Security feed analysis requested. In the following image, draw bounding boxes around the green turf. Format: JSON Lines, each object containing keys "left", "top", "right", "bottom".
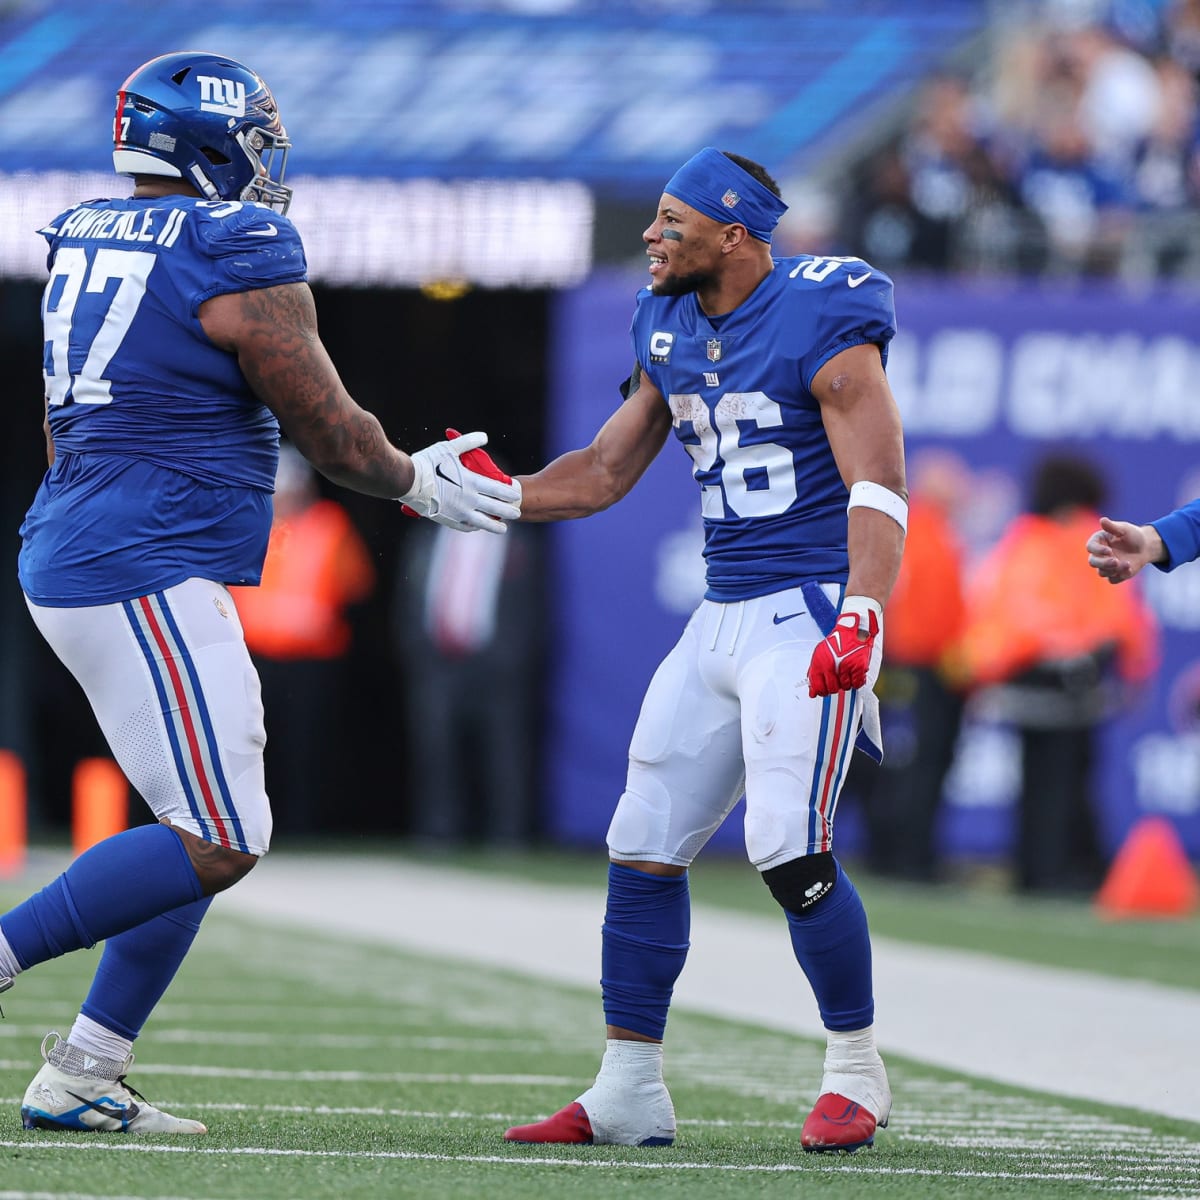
{"left": 0, "top": 870, "right": 1197, "bottom": 1199}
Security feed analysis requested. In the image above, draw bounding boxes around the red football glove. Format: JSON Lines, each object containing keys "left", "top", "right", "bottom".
{"left": 402, "top": 428, "right": 513, "bottom": 518}
{"left": 807, "top": 596, "right": 882, "bottom": 697}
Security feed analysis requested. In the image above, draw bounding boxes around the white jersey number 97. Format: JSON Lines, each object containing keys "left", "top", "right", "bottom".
{"left": 43, "top": 247, "right": 156, "bottom": 407}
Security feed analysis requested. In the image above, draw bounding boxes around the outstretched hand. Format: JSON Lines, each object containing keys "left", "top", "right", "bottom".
{"left": 1086, "top": 516, "right": 1158, "bottom": 585}
{"left": 400, "top": 430, "right": 522, "bottom": 533}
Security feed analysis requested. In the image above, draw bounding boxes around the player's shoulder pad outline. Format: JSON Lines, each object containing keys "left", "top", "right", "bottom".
{"left": 777, "top": 253, "right": 893, "bottom": 296}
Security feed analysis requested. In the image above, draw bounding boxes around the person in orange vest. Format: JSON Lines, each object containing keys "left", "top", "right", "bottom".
{"left": 961, "top": 454, "right": 1159, "bottom": 894}
{"left": 232, "top": 445, "right": 376, "bottom": 835}
{"left": 857, "top": 448, "right": 972, "bottom": 882}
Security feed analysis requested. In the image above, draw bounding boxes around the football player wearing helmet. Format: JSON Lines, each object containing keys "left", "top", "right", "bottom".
{"left": 502, "top": 149, "right": 906, "bottom": 1154}
{"left": 1, "top": 51, "right": 519, "bottom": 1135}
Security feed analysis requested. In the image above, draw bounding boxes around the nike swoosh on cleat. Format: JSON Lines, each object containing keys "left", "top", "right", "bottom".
{"left": 846, "top": 272, "right": 871, "bottom": 288}
{"left": 244, "top": 224, "right": 278, "bottom": 237}
{"left": 434, "top": 463, "right": 461, "bottom": 488}
{"left": 772, "top": 611, "right": 805, "bottom": 625}
{"left": 66, "top": 1090, "right": 138, "bottom": 1123}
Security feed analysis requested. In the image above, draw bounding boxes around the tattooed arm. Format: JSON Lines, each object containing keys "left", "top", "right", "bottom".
{"left": 517, "top": 362, "right": 672, "bottom": 521}
{"left": 199, "top": 282, "right": 415, "bottom": 499}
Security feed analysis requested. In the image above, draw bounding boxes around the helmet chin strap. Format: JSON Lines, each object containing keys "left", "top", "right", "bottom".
{"left": 186, "top": 163, "right": 221, "bottom": 201}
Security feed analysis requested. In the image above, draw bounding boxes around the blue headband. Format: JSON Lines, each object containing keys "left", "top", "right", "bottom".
{"left": 663, "top": 147, "right": 788, "bottom": 243}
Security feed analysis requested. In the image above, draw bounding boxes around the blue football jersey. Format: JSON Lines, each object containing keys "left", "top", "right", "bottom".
{"left": 19, "top": 196, "right": 308, "bottom": 606}
{"left": 631, "top": 255, "right": 897, "bottom": 602}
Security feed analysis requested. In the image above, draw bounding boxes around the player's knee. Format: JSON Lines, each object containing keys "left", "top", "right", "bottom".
{"left": 195, "top": 844, "right": 259, "bottom": 894}
{"left": 170, "top": 825, "right": 259, "bottom": 894}
{"left": 761, "top": 852, "right": 838, "bottom": 914}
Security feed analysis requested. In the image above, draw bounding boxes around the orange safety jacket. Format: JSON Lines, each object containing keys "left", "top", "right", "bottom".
{"left": 960, "top": 509, "right": 1159, "bottom": 689}
{"left": 233, "top": 500, "right": 375, "bottom": 661}
{"left": 885, "top": 496, "right": 967, "bottom": 669}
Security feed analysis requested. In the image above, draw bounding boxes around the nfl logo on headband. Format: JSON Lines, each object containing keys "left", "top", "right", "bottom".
{"left": 721, "top": 189, "right": 740, "bottom": 209}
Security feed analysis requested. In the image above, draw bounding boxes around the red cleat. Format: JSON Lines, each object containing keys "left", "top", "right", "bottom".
{"left": 505, "top": 1102, "right": 594, "bottom": 1144}
{"left": 800, "top": 1092, "right": 880, "bottom": 1153}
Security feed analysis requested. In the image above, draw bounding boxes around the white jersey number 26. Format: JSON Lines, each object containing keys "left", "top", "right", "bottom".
{"left": 672, "top": 391, "right": 797, "bottom": 519}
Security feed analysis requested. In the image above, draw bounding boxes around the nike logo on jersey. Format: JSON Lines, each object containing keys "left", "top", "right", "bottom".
{"left": 66, "top": 1090, "right": 138, "bottom": 1123}
{"left": 846, "top": 272, "right": 871, "bottom": 288}
{"left": 434, "top": 463, "right": 461, "bottom": 488}
{"left": 772, "top": 611, "right": 806, "bottom": 625}
{"left": 244, "top": 224, "right": 278, "bottom": 237}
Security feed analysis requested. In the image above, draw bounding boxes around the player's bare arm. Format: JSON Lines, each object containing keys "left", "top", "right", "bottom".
{"left": 42, "top": 397, "right": 55, "bottom": 467}
{"left": 813, "top": 341, "right": 907, "bottom": 607}
{"left": 200, "top": 282, "right": 416, "bottom": 499}
{"left": 517, "top": 362, "right": 673, "bottom": 521}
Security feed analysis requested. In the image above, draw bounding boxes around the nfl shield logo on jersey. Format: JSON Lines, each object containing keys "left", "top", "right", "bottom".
{"left": 707, "top": 339, "right": 722, "bottom": 363}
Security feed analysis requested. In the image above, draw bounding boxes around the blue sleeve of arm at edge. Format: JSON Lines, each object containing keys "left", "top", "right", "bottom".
{"left": 1151, "top": 500, "right": 1200, "bottom": 571}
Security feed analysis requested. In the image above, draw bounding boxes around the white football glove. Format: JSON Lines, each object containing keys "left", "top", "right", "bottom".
{"left": 399, "top": 431, "right": 522, "bottom": 534}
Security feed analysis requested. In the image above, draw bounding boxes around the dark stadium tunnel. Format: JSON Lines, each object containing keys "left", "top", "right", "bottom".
{"left": 0, "top": 280, "right": 551, "bottom": 839}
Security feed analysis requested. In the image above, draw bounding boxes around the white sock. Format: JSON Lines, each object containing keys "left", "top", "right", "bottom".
{"left": 66, "top": 1013, "right": 134, "bottom": 1065}
{"left": 820, "top": 1025, "right": 891, "bottom": 1124}
{"left": 0, "top": 930, "right": 22, "bottom": 982}
{"left": 577, "top": 1039, "right": 675, "bottom": 1145}
{"left": 595, "top": 1038, "right": 664, "bottom": 1084}
{"left": 825, "top": 1025, "right": 878, "bottom": 1065}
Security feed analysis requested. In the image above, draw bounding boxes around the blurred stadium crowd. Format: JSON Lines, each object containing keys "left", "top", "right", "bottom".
{"left": 827, "top": 0, "right": 1200, "bottom": 281}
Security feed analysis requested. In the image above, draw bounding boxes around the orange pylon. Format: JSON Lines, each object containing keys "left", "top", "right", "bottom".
{"left": 1096, "top": 816, "right": 1200, "bottom": 919}
{"left": 72, "top": 758, "right": 128, "bottom": 856}
{"left": 0, "top": 751, "right": 27, "bottom": 878}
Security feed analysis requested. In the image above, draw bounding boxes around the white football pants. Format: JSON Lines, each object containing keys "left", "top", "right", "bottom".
{"left": 607, "top": 583, "right": 863, "bottom": 871}
{"left": 26, "top": 577, "right": 272, "bottom": 855}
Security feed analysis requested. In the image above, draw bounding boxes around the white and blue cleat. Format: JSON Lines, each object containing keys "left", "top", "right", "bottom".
{"left": 20, "top": 1032, "right": 206, "bottom": 1134}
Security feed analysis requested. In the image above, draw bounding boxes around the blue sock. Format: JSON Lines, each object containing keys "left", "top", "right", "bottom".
{"left": 0, "top": 825, "right": 204, "bottom": 970}
{"left": 601, "top": 864, "right": 690, "bottom": 1040}
{"left": 783, "top": 861, "right": 874, "bottom": 1031}
{"left": 80, "top": 896, "right": 213, "bottom": 1040}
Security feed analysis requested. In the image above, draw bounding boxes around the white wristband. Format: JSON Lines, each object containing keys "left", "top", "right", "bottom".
{"left": 847, "top": 480, "right": 908, "bottom": 532}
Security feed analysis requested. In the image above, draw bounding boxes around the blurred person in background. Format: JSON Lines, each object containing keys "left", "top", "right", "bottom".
{"left": 841, "top": 75, "right": 1026, "bottom": 275}
{"left": 857, "top": 449, "right": 973, "bottom": 884}
{"left": 1016, "top": 107, "right": 1136, "bottom": 276}
{"left": 2, "top": 50, "right": 518, "bottom": 1135}
{"left": 502, "top": 148, "right": 906, "bottom": 1154}
{"left": 1123, "top": 55, "right": 1200, "bottom": 280}
{"left": 231, "top": 444, "right": 376, "bottom": 838}
{"left": 961, "top": 454, "right": 1159, "bottom": 894}
{"left": 393, "top": 507, "right": 545, "bottom": 849}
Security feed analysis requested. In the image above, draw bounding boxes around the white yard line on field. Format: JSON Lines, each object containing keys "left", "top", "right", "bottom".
{"left": 221, "top": 855, "right": 1200, "bottom": 1125}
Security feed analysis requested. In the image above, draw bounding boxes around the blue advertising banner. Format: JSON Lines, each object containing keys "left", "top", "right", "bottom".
{"left": 547, "top": 268, "right": 1200, "bottom": 861}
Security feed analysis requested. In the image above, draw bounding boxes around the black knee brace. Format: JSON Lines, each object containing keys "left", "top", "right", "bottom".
{"left": 762, "top": 852, "right": 838, "bottom": 914}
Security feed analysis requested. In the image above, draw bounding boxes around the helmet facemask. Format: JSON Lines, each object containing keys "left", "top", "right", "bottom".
{"left": 233, "top": 124, "right": 292, "bottom": 213}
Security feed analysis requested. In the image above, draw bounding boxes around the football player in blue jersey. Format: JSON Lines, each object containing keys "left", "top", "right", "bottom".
{"left": 1, "top": 51, "right": 519, "bottom": 1134}
{"left": 503, "top": 148, "right": 907, "bottom": 1153}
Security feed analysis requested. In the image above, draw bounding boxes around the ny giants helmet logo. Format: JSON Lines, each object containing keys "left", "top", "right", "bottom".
{"left": 197, "top": 76, "right": 247, "bottom": 117}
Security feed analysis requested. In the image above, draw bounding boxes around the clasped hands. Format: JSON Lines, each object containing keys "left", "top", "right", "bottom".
{"left": 401, "top": 429, "right": 522, "bottom": 534}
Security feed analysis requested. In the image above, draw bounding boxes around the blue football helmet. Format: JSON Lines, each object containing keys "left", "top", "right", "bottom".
{"left": 113, "top": 51, "right": 292, "bottom": 213}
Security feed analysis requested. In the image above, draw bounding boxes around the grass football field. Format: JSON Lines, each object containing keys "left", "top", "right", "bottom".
{"left": 0, "top": 848, "right": 1197, "bottom": 1199}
